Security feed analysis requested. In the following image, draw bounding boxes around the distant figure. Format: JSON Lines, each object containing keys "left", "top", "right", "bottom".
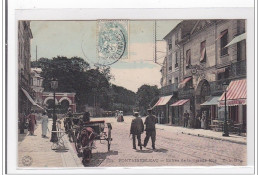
{"left": 143, "top": 108, "right": 157, "bottom": 150}
{"left": 41, "top": 111, "right": 49, "bottom": 138}
{"left": 202, "top": 111, "right": 207, "bottom": 129}
{"left": 201, "top": 115, "right": 205, "bottom": 129}
{"left": 19, "top": 112, "right": 26, "bottom": 134}
{"left": 130, "top": 112, "right": 144, "bottom": 150}
{"left": 161, "top": 111, "right": 164, "bottom": 124}
{"left": 27, "top": 110, "right": 37, "bottom": 135}
{"left": 183, "top": 110, "right": 189, "bottom": 127}
{"left": 83, "top": 111, "right": 90, "bottom": 122}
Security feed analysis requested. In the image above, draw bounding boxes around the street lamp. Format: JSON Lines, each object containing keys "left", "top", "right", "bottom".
{"left": 222, "top": 81, "right": 229, "bottom": 137}
{"left": 50, "top": 79, "right": 58, "bottom": 142}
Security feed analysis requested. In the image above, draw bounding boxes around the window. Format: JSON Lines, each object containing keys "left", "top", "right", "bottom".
{"left": 200, "top": 41, "right": 206, "bottom": 63}
{"left": 220, "top": 30, "right": 228, "bottom": 56}
{"left": 175, "top": 77, "right": 178, "bottom": 84}
{"left": 169, "top": 79, "right": 172, "bottom": 84}
{"left": 175, "top": 52, "right": 178, "bottom": 68}
{"left": 168, "top": 39, "right": 172, "bottom": 50}
{"left": 186, "top": 49, "right": 191, "bottom": 67}
{"left": 169, "top": 66, "right": 172, "bottom": 72}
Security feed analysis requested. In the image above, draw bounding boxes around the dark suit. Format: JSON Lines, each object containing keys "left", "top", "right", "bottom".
{"left": 130, "top": 117, "right": 144, "bottom": 149}
{"left": 143, "top": 114, "right": 157, "bottom": 149}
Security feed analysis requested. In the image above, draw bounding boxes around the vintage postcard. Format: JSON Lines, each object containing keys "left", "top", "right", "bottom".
{"left": 17, "top": 19, "right": 248, "bottom": 168}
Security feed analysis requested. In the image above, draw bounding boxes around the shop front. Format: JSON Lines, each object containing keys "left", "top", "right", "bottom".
{"left": 200, "top": 96, "right": 220, "bottom": 129}
{"left": 152, "top": 95, "right": 173, "bottom": 124}
{"left": 218, "top": 79, "right": 247, "bottom": 133}
{"left": 170, "top": 99, "right": 190, "bottom": 126}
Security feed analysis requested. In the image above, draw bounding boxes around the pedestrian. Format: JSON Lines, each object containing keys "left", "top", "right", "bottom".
{"left": 41, "top": 111, "right": 49, "bottom": 138}
{"left": 143, "top": 108, "right": 157, "bottom": 150}
{"left": 83, "top": 111, "right": 90, "bottom": 122}
{"left": 19, "top": 112, "right": 26, "bottom": 134}
{"left": 27, "top": 110, "right": 37, "bottom": 135}
{"left": 161, "top": 111, "right": 164, "bottom": 124}
{"left": 130, "top": 112, "right": 144, "bottom": 150}
{"left": 183, "top": 110, "right": 189, "bottom": 127}
{"left": 201, "top": 115, "right": 205, "bottom": 129}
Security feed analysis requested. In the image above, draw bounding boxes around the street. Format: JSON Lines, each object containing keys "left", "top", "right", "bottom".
{"left": 18, "top": 115, "right": 246, "bottom": 167}
{"left": 82, "top": 116, "right": 246, "bottom": 167}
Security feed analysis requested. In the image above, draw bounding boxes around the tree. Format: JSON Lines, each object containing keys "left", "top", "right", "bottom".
{"left": 32, "top": 56, "right": 111, "bottom": 111}
{"left": 136, "top": 85, "right": 160, "bottom": 115}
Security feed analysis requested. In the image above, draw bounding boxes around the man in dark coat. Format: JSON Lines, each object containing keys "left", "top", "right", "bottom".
{"left": 183, "top": 110, "right": 189, "bottom": 127}
{"left": 130, "top": 112, "right": 144, "bottom": 150}
{"left": 83, "top": 111, "right": 90, "bottom": 122}
{"left": 143, "top": 108, "right": 157, "bottom": 149}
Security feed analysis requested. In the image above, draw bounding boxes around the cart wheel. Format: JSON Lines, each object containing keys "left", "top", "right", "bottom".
{"left": 75, "top": 132, "right": 82, "bottom": 155}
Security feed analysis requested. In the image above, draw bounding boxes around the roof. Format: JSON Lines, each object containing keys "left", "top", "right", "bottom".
{"left": 163, "top": 20, "right": 201, "bottom": 40}
{"left": 201, "top": 96, "right": 220, "bottom": 106}
{"left": 171, "top": 99, "right": 190, "bottom": 106}
{"left": 153, "top": 95, "right": 173, "bottom": 108}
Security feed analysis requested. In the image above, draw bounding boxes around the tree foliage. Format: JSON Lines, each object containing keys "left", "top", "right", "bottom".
{"left": 136, "top": 84, "right": 160, "bottom": 115}
{"left": 31, "top": 56, "right": 136, "bottom": 113}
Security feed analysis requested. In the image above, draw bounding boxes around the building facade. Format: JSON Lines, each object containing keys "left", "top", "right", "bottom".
{"left": 31, "top": 68, "right": 44, "bottom": 105}
{"left": 158, "top": 20, "right": 246, "bottom": 132}
{"left": 18, "top": 21, "right": 34, "bottom": 116}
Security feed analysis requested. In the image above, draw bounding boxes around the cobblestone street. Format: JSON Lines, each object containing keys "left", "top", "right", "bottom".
{"left": 87, "top": 116, "right": 247, "bottom": 167}
{"left": 18, "top": 116, "right": 247, "bottom": 167}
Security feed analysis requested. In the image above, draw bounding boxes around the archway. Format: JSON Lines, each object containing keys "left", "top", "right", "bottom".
{"left": 195, "top": 79, "right": 211, "bottom": 104}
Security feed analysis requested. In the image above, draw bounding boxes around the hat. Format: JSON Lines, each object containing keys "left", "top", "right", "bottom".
{"left": 134, "top": 112, "right": 139, "bottom": 116}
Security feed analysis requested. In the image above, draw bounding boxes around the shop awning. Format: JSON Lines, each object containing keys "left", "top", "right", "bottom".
{"left": 171, "top": 99, "right": 189, "bottom": 107}
{"left": 219, "top": 79, "right": 247, "bottom": 106}
{"left": 21, "top": 87, "right": 44, "bottom": 110}
{"left": 224, "top": 33, "right": 246, "bottom": 48}
{"left": 178, "top": 77, "right": 192, "bottom": 88}
{"left": 201, "top": 96, "right": 220, "bottom": 106}
{"left": 153, "top": 95, "right": 173, "bottom": 108}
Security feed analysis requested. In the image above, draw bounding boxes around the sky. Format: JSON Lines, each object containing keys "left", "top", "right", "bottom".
{"left": 30, "top": 20, "right": 181, "bottom": 92}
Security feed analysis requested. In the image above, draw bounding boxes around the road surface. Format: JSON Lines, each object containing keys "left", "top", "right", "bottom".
{"left": 74, "top": 116, "right": 246, "bottom": 167}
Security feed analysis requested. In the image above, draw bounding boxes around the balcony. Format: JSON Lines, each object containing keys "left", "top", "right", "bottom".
{"left": 178, "top": 87, "right": 194, "bottom": 99}
{"left": 160, "top": 83, "right": 178, "bottom": 95}
{"left": 230, "top": 60, "right": 246, "bottom": 78}
{"left": 210, "top": 79, "right": 233, "bottom": 96}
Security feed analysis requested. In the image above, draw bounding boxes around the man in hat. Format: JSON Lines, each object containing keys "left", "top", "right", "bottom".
{"left": 130, "top": 112, "right": 144, "bottom": 150}
{"left": 143, "top": 108, "right": 157, "bottom": 149}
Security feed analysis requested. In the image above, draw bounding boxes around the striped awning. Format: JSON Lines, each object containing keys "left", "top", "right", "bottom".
{"left": 178, "top": 77, "right": 192, "bottom": 88}
{"left": 153, "top": 95, "right": 173, "bottom": 108}
{"left": 219, "top": 79, "right": 247, "bottom": 106}
{"left": 171, "top": 99, "right": 190, "bottom": 107}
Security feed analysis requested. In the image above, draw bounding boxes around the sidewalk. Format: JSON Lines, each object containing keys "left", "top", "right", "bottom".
{"left": 18, "top": 119, "right": 83, "bottom": 167}
{"left": 156, "top": 123, "right": 247, "bottom": 145}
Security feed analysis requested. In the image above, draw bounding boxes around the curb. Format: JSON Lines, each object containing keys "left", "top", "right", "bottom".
{"left": 181, "top": 132, "right": 247, "bottom": 145}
